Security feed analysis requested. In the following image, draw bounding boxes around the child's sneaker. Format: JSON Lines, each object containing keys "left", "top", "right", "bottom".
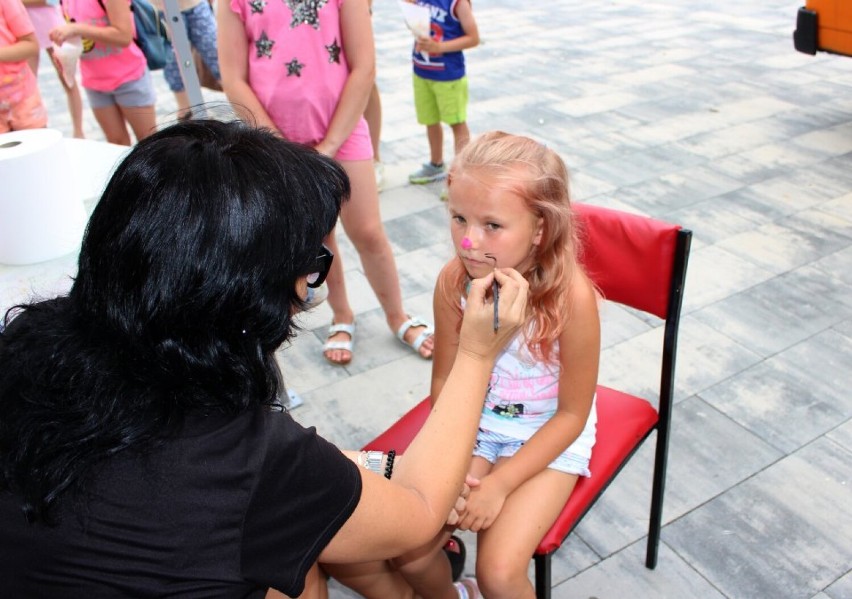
{"left": 409, "top": 161, "right": 447, "bottom": 184}
{"left": 374, "top": 160, "right": 385, "bottom": 191}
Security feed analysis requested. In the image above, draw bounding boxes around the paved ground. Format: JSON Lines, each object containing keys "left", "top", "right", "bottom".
{"left": 3, "top": 0, "right": 851, "bottom": 597}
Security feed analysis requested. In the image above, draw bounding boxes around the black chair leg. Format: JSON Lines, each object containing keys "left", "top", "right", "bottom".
{"left": 534, "top": 553, "right": 551, "bottom": 599}
{"left": 646, "top": 426, "right": 670, "bottom": 569}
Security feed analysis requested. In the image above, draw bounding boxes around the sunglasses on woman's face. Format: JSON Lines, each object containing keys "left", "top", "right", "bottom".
{"left": 306, "top": 244, "right": 334, "bottom": 288}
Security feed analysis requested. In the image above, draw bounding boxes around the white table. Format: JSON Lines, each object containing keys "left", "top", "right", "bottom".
{"left": 0, "top": 138, "right": 129, "bottom": 313}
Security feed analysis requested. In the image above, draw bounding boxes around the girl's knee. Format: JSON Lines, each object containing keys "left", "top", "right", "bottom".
{"left": 475, "top": 554, "right": 529, "bottom": 597}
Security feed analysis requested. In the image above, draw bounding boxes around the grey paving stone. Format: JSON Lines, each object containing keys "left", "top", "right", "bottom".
{"left": 553, "top": 541, "right": 726, "bottom": 599}
{"left": 826, "top": 419, "right": 852, "bottom": 454}
{"left": 824, "top": 569, "right": 852, "bottom": 599}
{"left": 699, "top": 350, "right": 850, "bottom": 454}
{"left": 663, "top": 437, "right": 852, "bottom": 599}
{"left": 692, "top": 270, "right": 848, "bottom": 359}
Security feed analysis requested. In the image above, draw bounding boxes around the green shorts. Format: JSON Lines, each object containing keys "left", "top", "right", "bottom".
{"left": 413, "top": 74, "right": 468, "bottom": 126}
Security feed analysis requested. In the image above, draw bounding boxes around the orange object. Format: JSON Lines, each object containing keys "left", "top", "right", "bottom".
{"left": 795, "top": 1, "right": 852, "bottom": 57}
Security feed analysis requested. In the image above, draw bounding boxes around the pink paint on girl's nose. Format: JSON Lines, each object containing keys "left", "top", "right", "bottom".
{"left": 461, "top": 237, "right": 472, "bottom": 250}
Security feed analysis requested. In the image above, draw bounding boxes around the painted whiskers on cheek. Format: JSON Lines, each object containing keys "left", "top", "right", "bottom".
{"left": 484, "top": 253, "right": 498, "bottom": 332}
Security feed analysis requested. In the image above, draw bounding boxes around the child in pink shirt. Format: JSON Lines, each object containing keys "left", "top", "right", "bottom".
{"left": 218, "top": 0, "right": 436, "bottom": 366}
{"left": 0, "top": 0, "right": 47, "bottom": 132}
{"left": 50, "top": 0, "right": 155, "bottom": 144}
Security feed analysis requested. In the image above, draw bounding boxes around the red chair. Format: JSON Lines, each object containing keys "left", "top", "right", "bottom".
{"left": 362, "top": 203, "right": 692, "bottom": 599}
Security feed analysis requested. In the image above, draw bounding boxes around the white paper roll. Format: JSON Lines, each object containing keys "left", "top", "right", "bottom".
{"left": 0, "top": 129, "right": 88, "bottom": 265}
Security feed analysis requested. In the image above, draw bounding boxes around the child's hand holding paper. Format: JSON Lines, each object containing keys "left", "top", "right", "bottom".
{"left": 398, "top": 0, "right": 431, "bottom": 62}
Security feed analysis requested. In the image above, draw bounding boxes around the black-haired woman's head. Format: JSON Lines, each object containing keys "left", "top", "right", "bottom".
{"left": 71, "top": 119, "right": 349, "bottom": 407}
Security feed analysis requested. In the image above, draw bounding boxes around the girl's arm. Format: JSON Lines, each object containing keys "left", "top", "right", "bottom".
{"left": 461, "top": 270, "right": 600, "bottom": 530}
{"left": 216, "top": 0, "right": 281, "bottom": 133}
{"left": 318, "top": 269, "right": 529, "bottom": 563}
{"left": 0, "top": 32, "right": 39, "bottom": 63}
{"left": 429, "top": 261, "right": 464, "bottom": 406}
{"left": 415, "top": 0, "right": 479, "bottom": 55}
{"left": 314, "top": 0, "right": 374, "bottom": 157}
{"left": 49, "top": 0, "right": 134, "bottom": 47}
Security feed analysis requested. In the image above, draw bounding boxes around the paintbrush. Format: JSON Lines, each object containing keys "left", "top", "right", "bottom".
{"left": 484, "top": 253, "right": 499, "bottom": 331}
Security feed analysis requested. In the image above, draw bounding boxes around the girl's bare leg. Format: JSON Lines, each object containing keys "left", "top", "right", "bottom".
{"left": 475, "top": 464, "right": 579, "bottom": 599}
{"left": 365, "top": 83, "right": 382, "bottom": 162}
{"left": 93, "top": 105, "right": 132, "bottom": 146}
{"left": 336, "top": 159, "right": 434, "bottom": 357}
{"left": 323, "top": 227, "right": 356, "bottom": 364}
{"left": 119, "top": 104, "right": 157, "bottom": 142}
{"left": 46, "top": 48, "right": 85, "bottom": 138}
{"left": 392, "top": 457, "right": 492, "bottom": 599}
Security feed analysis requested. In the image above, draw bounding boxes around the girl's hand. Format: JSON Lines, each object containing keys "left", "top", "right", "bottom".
{"left": 446, "top": 473, "right": 480, "bottom": 526}
{"left": 49, "top": 24, "right": 79, "bottom": 46}
{"left": 457, "top": 268, "right": 528, "bottom": 363}
{"left": 456, "top": 475, "right": 508, "bottom": 532}
{"left": 314, "top": 140, "right": 336, "bottom": 158}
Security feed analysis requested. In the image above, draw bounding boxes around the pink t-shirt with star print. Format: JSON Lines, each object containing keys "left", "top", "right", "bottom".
{"left": 229, "top": 0, "right": 371, "bottom": 161}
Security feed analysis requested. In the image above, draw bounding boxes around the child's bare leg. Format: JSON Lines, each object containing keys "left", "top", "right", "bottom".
{"left": 427, "top": 123, "right": 444, "bottom": 165}
{"left": 324, "top": 559, "right": 416, "bottom": 599}
{"left": 365, "top": 83, "right": 382, "bottom": 162}
{"left": 475, "top": 465, "right": 579, "bottom": 599}
{"left": 174, "top": 90, "right": 191, "bottom": 117}
{"left": 92, "top": 105, "right": 132, "bottom": 146}
{"left": 393, "top": 457, "right": 493, "bottom": 599}
{"left": 450, "top": 122, "right": 470, "bottom": 155}
{"left": 322, "top": 227, "right": 355, "bottom": 364}
{"left": 337, "top": 159, "right": 434, "bottom": 357}
{"left": 391, "top": 529, "right": 456, "bottom": 599}
{"left": 46, "top": 48, "right": 85, "bottom": 138}
{"left": 119, "top": 104, "right": 157, "bottom": 143}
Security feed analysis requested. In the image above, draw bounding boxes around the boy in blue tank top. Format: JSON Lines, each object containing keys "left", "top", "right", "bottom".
{"left": 407, "top": 0, "right": 479, "bottom": 186}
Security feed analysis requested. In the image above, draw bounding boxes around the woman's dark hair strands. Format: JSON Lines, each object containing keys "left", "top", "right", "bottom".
{"left": 0, "top": 120, "right": 349, "bottom": 523}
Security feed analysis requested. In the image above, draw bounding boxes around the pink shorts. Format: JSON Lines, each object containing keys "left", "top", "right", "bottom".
{"left": 0, "top": 88, "right": 48, "bottom": 133}
{"left": 333, "top": 117, "right": 373, "bottom": 162}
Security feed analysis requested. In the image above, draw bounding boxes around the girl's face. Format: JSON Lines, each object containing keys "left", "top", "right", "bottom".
{"left": 447, "top": 168, "right": 543, "bottom": 279}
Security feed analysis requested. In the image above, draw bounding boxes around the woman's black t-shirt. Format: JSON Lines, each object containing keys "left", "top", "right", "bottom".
{"left": 0, "top": 407, "right": 362, "bottom": 598}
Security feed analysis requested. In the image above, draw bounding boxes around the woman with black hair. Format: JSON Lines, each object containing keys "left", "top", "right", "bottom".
{"left": 0, "top": 119, "right": 527, "bottom": 598}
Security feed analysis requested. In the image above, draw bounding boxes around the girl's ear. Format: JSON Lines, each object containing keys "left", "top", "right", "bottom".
{"left": 532, "top": 216, "right": 544, "bottom": 246}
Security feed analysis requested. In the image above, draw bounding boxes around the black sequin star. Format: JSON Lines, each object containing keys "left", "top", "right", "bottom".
{"left": 286, "top": 57, "right": 304, "bottom": 77}
{"left": 325, "top": 38, "right": 340, "bottom": 64}
{"left": 286, "top": 0, "right": 328, "bottom": 30}
{"left": 249, "top": 0, "right": 266, "bottom": 13}
{"left": 255, "top": 31, "right": 274, "bottom": 58}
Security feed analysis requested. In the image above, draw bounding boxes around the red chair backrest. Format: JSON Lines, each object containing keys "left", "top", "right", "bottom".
{"left": 574, "top": 203, "right": 681, "bottom": 319}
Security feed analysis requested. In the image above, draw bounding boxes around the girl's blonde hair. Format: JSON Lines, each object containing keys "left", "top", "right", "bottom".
{"left": 449, "top": 131, "right": 582, "bottom": 362}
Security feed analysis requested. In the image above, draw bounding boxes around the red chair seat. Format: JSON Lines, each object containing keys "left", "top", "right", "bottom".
{"left": 362, "top": 387, "right": 658, "bottom": 555}
{"left": 537, "top": 386, "right": 657, "bottom": 553}
{"left": 362, "top": 398, "right": 430, "bottom": 454}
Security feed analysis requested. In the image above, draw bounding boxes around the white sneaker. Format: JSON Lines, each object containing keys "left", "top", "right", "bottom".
{"left": 374, "top": 160, "right": 385, "bottom": 191}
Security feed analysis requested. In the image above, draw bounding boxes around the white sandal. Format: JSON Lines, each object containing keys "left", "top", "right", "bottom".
{"left": 395, "top": 315, "right": 434, "bottom": 359}
{"left": 454, "top": 577, "right": 480, "bottom": 599}
{"left": 323, "top": 321, "right": 354, "bottom": 365}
